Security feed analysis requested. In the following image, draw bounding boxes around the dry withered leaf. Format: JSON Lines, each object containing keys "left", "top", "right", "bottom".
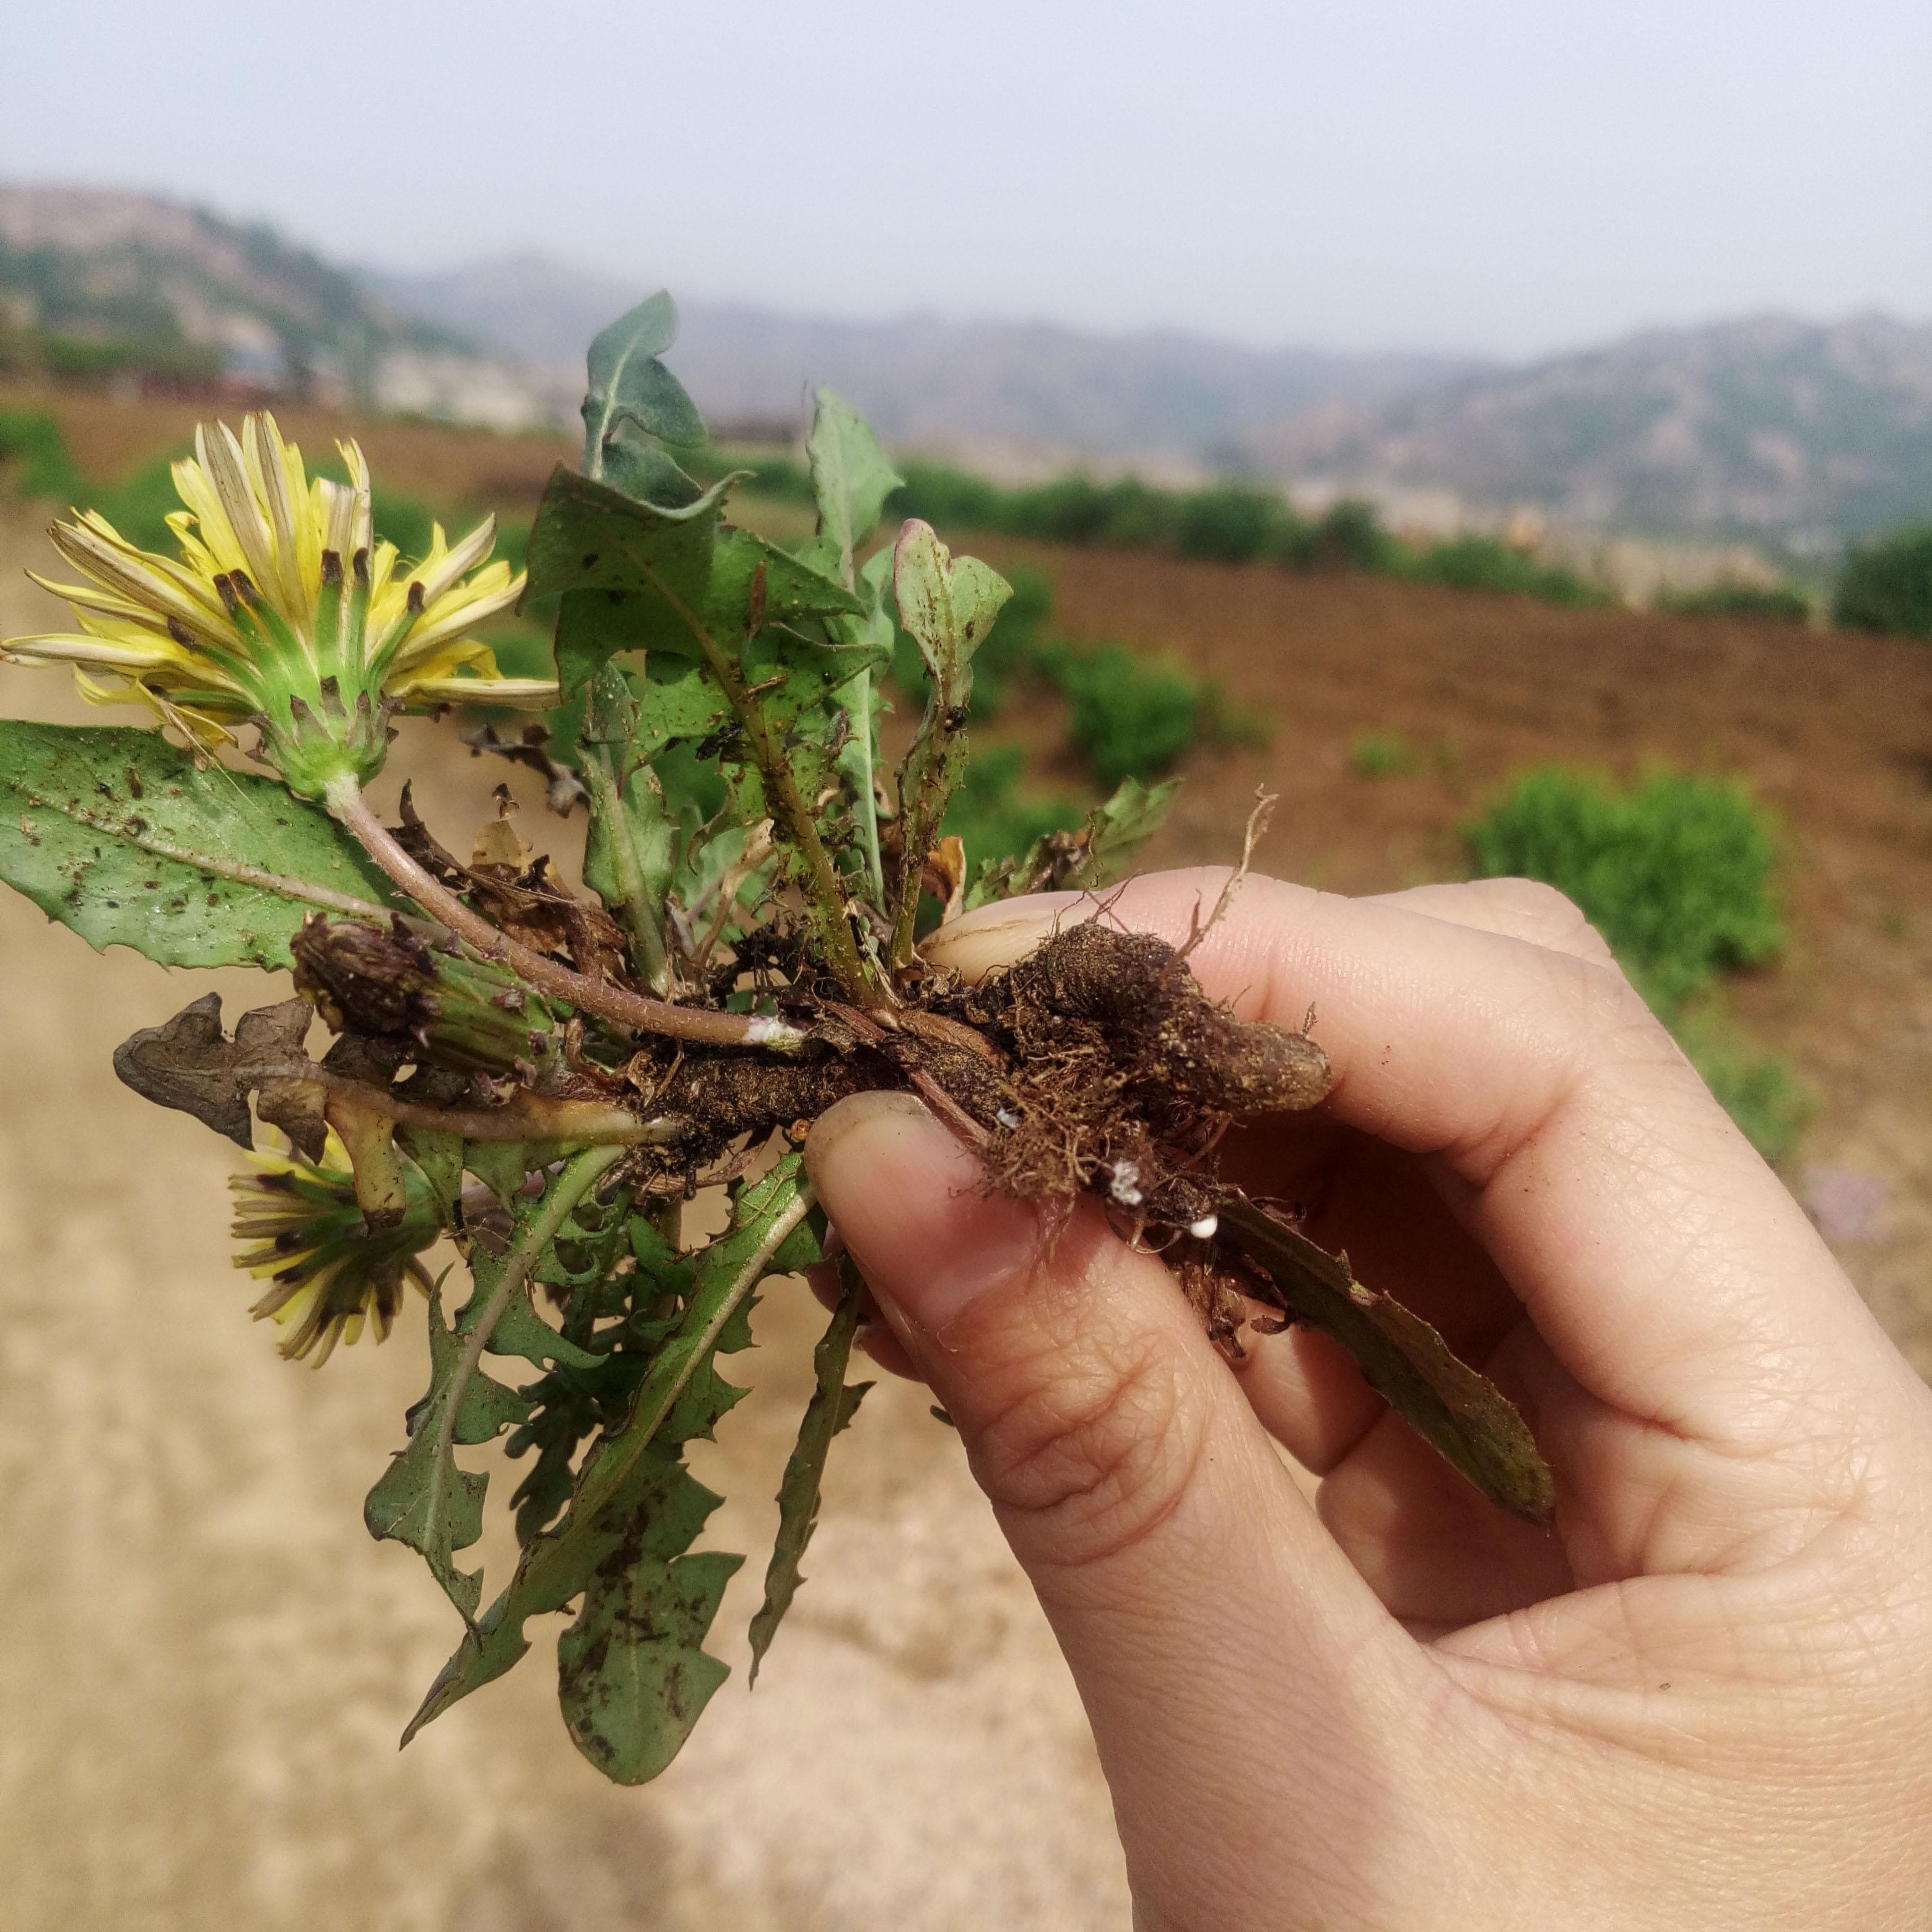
{"left": 113, "top": 994, "right": 313, "bottom": 1150}
{"left": 461, "top": 720, "right": 590, "bottom": 816}
{"left": 922, "top": 833, "right": 967, "bottom": 923}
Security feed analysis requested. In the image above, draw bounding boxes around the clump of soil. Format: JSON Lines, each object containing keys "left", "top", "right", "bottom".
{"left": 942, "top": 918, "right": 1330, "bottom": 1230}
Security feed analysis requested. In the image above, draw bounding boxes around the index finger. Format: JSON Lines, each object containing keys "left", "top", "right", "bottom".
{"left": 925, "top": 871, "right": 1890, "bottom": 1459}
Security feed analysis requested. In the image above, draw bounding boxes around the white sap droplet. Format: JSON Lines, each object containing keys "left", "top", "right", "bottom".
{"left": 996, "top": 1108, "right": 1021, "bottom": 1129}
{"left": 1188, "top": 1215, "right": 1219, "bottom": 1241}
{"left": 1108, "top": 1160, "right": 1144, "bottom": 1208}
{"left": 742, "top": 1013, "right": 803, "bottom": 1048}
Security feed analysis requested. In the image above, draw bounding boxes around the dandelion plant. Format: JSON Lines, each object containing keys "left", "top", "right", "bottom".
{"left": 0, "top": 294, "right": 1552, "bottom": 1782}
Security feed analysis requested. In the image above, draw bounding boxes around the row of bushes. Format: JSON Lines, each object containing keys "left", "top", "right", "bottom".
{"left": 890, "top": 462, "right": 1617, "bottom": 608}
{"left": 702, "top": 442, "right": 1932, "bottom": 637}
{"left": 689, "top": 443, "right": 1609, "bottom": 609}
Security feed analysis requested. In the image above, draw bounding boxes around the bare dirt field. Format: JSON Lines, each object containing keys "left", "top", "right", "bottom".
{"left": 3, "top": 424, "right": 1932, "bottom": 1930}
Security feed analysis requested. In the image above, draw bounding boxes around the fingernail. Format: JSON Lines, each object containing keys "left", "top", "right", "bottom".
{"left": 804, "top": 1090, "right": 1042, "bottom": 1333}
{"left": 920, "top": 898, "right": 1077, "bottom": 984}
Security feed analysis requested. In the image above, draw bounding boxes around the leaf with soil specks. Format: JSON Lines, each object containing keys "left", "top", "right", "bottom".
{"left": 0, "top": 721, "right": 399, "bottom": 969}
{"left": 889, "top": 522, "right": 1012, "bottom": 960}
{"left": 892, "top": 520, "right": 1010, "bottom": 698}
{"left": 113, "top": 993, "right": 313, "bottom": 1147}
{"left": 1218, "top": 1201, "right": 1554, "bottom": 1525}
{"left": 402, "top": 1157, "right": 819, "bottom": 1765}
{"left": 557, "top": 1491, "right": 744, "bottom": 1783}
{"left": 749, "top": 1257, "right": 872, "bottom": 1681}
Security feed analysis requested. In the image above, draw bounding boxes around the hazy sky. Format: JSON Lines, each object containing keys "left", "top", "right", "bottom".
{"left": 2, "top": 0, "right": 1927, "bottom": 358}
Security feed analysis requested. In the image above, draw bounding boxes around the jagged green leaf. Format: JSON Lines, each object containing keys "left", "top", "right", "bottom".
{"left": 0, "top": 721, "right": 399, "bottom": 969}
{"left": 367, "top": 1149, "right": 624, "bottom": 1619}
{"left": 508, "top": 1199, "right": 664, "bottom": 1547}
{"left": 461, "top": 1140, "right": 530, "bottom": 1208}
{"left": 396, "top": 1125, "right": 464, "bottom": 1219}
{"left": 1217, "top": 1201, "right": 1554, "bottom": 1525}
{"left": 402, "top": 1157, "right": 819, "bottom": 1760}
{"left": 748, "top": 1258, "right": 872, "bottom": 1680}
{"left": 364, "top": 1281, "right": 495, "bottom": 1619}
{"left": 485, "top": 1286, "right": 605, "bottom": 1372}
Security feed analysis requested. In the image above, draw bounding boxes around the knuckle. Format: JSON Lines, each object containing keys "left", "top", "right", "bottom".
{"left": 967, "top": 1322, "right": 1208, "bottom": 1570}
{"left": 1479, "top": 876, "right": 1614, "bottom": 960}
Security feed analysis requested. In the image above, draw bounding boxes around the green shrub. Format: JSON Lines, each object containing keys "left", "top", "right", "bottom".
{"left": 1198, "top": 677, "right": 1272, "bottom": 752}
{"left": 1171, "top": 486, "right": 1299, "bottom": 564}
{"left": 1659, "top": 581, "right": 1811, "bottom": 624}
{"left": 1349, "top": 730, "right": 1415, "bottom": 779}
{"left": 0, "top": 411, "right": 82, "bottom": 502}
{"left": 1463, "top": 767, "right": 1783, "bottom": 1012}
{"left": 1834, "top": 524, "right": 1932, "bottom": 638}
{"left": 1308, "top": 498, "right": 1400, "bottom": 572}
{"left": 890, "top": 460, "right": 1008, "bottom": 532}
{"left": 1050, "top": 641, "right": 1201, "bottom": 788}
{"left": 940, "top": 744, "right": 1081, "bottom": 873}
{"left": 1413, "top": 536, "right": 1608, "bottom": 608}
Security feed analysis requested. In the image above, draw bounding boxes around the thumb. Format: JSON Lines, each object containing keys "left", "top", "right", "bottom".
{"left": 805, "top": 1090, "right": 1420, "bottom": 1904}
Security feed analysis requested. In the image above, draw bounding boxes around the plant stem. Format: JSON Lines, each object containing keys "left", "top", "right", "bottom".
{"left": 846, "top": 666, "right": 887, "bottom": 907}
{"left": 324, "top": 777, "right": 808, "bottom": 1054}
{"left": 238, "top": 1060, "right": 683, "bottom": 1144}
{"left": 625, "top": 559, "right": 884, "bottom": 1006}
{"left": 577, "top": 745, "right": 672, "bottom": 993}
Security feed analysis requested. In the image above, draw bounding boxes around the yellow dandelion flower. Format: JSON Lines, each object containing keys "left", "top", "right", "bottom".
{"left": 230, "top": 1131, "right": 441, "bottom": 1366}
{"left": 2, "top": 413, "right": 559, "bottom": 798}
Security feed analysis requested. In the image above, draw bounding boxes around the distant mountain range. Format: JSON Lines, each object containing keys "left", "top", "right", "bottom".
{"left": 363, "top": 252, "right": 1474, "bottom": 462}
{"left": 1242, "top": 314, "right": 1932, "bottom": 550}
{"left": 4, "top": 185, "right": 1930, "bottom": 548}
{"left": 343, "top": 255, "right": 1932, "bottom": 550}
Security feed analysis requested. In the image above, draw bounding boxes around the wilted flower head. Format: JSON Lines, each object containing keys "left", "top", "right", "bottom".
{"left": 230, "top": 1131, "right": 442, "bottom": 1365}
{"left": 2, "top": 413, "right": 557, "bottom": 798}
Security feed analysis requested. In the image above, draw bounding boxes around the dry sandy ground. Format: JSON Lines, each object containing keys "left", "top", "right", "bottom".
{"left": 6, "top": 494, "right": 1932, "bottom": 1930}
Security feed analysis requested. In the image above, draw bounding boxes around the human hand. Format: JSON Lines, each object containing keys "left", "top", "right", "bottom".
{"left": 804, "top": 872, "right": 1932, "bottom": 1931}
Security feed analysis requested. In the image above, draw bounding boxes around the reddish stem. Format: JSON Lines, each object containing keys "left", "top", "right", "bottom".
{"left": 325, "top": 778, "right": 807, "bottom": 1055}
